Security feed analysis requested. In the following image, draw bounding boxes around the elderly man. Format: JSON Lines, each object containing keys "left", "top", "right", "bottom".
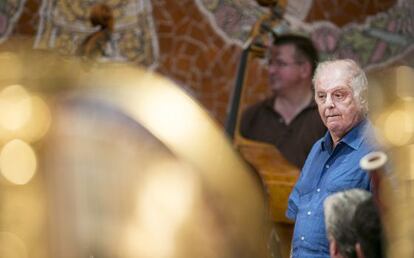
{"left": 286, "top": 59, "right": 377, "bottom": 258}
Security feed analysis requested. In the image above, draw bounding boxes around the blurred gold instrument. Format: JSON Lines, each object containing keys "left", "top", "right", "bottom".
{"left": 0, "top": 48, "right": 278, "bottom": 258}
{"left": 367, "top": 65, "right": 414, "bottom": 258}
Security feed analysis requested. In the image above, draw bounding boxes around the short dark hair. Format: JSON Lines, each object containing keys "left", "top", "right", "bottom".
{"left": 352, "top": 197, "right": 384, "bottom": 258}
{"left": 273, "top": 34, "right": 319, "bottom": 75}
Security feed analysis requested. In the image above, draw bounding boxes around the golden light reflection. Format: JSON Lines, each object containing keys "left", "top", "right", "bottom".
{"left": 125, "top": 161, "right": 196, "bottom": 257}
{"left": 118, "top": 74, "right": 232, "bottom": 185}
{"left": 0, "top": 89, "right": 51, "bottom": 144}
{"left": 396, "top": 66, "right": 414, "bottom": 99}
{"left": 382, "top": 109, "right": 414, "bottom": 146}
{"left": 0, "top": 85, "right": 32, "bottom": 131}
{"left": 408, "top": 145, "right": 414, "bottom": 181}
{"left": 0, "top": 52, "right": 23, "bottom": 82}
{"left": 0, "top": 232, "right": 28, "bottom": 258}
{"left": 0, "top": 139, "right": 37, "bottom": 185}
{"left": 18, "top": 96, "right": 51, "bottom": 143}
{"left": 133, "top": 77, "right": 204, "bottom": 149}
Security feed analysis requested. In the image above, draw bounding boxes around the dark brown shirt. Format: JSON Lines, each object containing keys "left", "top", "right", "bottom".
{"left": 240, "top": 96, "right": 326, "bottom": 169}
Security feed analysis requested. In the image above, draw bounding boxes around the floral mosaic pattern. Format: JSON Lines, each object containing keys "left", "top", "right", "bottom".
{"left": 196, "top": 0, "right": 266, "bottom": 44}
{"left": 35, "top": 0, "right": 159, "bottom": 67}
{"left": 0, "top": 0, "right": 27, "bottom": 43}
{"left": 196, "top": 0, "right": 314, "bottom": 45}
{"left": 309, "top": 0, "right": 414, "bottom": 70}
{"left": 196, "top": 0, "right": 413, "bottom": 70}
{"left": 0, "top": 0, "right": 412, "bottom": 124}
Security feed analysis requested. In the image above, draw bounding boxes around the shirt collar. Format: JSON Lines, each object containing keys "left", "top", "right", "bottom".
{"left": 321, "top": 118, "right": 369, "bottom": 151}
{"left": 264, "top": 96, "right": 276, "bottom": 110}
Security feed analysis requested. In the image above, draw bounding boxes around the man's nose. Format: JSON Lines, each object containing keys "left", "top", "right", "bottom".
{"left": 268, "top": 65, "right": 277, "bottom": 74}
{"left": 325, "top": 95, "right": 335, "bottom": 108}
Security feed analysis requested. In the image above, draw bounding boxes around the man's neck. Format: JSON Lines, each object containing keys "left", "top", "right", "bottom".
{"left": 331, "top": 134, "right": 341, "bottom": 148}
{"left": 330, "top": 116, "right": 364, "bottom": 148}
{"left": 273, "top": 86, "right": 313, "bottom": 125}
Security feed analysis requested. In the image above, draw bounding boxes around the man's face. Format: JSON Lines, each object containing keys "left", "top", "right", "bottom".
{"left": 315, "top": 65, "right": 363, "bottom": 140}
{"left": 267, "top": 44, "right": 305, "bottom": 93}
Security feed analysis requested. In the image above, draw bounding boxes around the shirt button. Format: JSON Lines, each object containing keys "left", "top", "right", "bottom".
{"left": 301, "top": 236, "right": 305, "bottom": 241}
{"left": 325, "top": 164, "right": 330, "bottom": 169}
{"left": 307, "top": 211, "right": 312, "bottom": 215}
{"left": 317, "top": 188, "right": 321, "bottom": 192}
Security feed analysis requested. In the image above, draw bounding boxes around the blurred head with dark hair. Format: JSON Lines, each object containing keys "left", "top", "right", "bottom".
{"left": 324, "top": 189, "right": 371, "bottom": 258}
{"left": 273, "top": 34, "right": 319, "bottom": 74}
{"left": 324, "top": 189, "right": 384, "bottom": 258}
{"left": 352, "top": 197, "right": 384, "bottom": 258}
{"left": 267, "top": 34, "right": 319, "bottom": 95}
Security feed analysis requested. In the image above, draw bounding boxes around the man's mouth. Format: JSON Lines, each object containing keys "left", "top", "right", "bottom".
{"left": 326, "top": 114, "right": 341, "bottom": 119}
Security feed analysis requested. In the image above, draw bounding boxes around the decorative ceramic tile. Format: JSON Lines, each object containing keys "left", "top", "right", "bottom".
{"left": 195, "top": 0, "right": 411, "bottom": 71}
{"left": 34, "top": 0, "right": 159, "bottom": 66}
{"left": 308, "top": 0, "right": 413, "bottom": 70}
{"left": 0, "top": 0, "right": 27, "bottom": 43}
{"left": 195, "top": 0, "right": 313, "bottom": 45}
{"left": 1, "top": 0, "right": 413, "bottom": 124}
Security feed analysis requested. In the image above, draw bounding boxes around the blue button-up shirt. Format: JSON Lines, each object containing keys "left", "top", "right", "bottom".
{"left": 286, "top": 119, "right": 376, "bottom": 258}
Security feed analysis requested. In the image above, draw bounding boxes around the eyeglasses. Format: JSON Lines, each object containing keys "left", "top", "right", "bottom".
{"left": 267, "top": 59, "right": 302, "bottom": 68}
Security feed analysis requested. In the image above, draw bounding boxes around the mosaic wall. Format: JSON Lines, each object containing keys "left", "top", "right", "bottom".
{"left": 0, "top": 0, "right": 27, "bottom": 43}
{"left": 2, "top": 0, "right": 414, "bottom": 125}
{"left": 196, "top": 0, "right": 413, "bottom": 70}
{"left": 34, "top": 0, "right": 158, "bottom": 66}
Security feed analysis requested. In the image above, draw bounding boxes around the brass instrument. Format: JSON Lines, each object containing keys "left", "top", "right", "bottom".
{"left": 0, "top": 49, "right": 277, "bottom": 258}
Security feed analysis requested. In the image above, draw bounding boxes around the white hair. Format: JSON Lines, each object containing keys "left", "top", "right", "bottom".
{"left": 313, "top": 59, "right": 368, "bottom": 114}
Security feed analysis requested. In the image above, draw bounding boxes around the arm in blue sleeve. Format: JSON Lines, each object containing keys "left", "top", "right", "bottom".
{"left": 286, "top": 183, "right": 299, "bottom": 221}
{"left": 286, "top": 138, "right": 321, "bottom": 221}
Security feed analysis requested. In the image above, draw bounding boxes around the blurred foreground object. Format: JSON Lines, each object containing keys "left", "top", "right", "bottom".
{"left": 0, "top": 50, "right": 275, "bottom": 258}
{"left": 368, "top": 66, "right": 414, "bottom": 258}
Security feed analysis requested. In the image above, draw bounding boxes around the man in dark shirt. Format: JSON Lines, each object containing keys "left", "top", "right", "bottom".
{"left": 240, "top": 34, "right": 326, "bottom": 168}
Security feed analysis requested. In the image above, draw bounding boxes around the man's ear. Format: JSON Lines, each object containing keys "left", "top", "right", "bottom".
{"left": 329, "top": 239, "right": 340, "bottom": 258}
{"left": 355, "top": 242, "right": 365, "bottom": 258}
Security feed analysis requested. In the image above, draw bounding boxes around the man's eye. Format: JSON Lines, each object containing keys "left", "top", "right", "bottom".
{"left": 317, "top": 94, "right": 326, "bottom": 101}
{"left": 333, "top": 91, "right": 347, "bottom": 100}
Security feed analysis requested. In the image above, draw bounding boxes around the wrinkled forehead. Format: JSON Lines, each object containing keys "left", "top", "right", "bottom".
{"left": 315, "top": 64, "right": 352, "bottom": 91}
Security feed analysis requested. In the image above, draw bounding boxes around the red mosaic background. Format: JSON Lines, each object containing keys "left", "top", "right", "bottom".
{"left": 6, "top": 0, "right": 414, "bottom": 126}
